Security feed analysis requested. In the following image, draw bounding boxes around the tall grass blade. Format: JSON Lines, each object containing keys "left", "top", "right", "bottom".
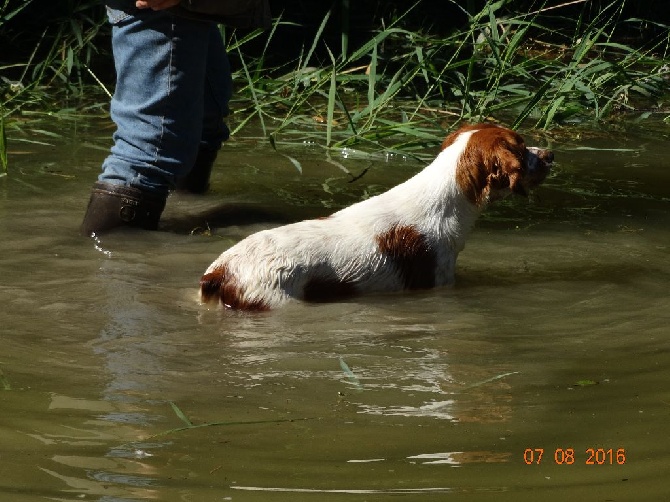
{"left": 303, "top": 8, "right": 332, "bottom": 71}
{"left": 461, "top": 371, "right": 519, "bottom": 391}
{"left": 0, "top": 0, "right": 33, "bottom": 24}
{"left": 511, "top": 74, "right": 557, "bottom": 129}
{"left": 340, "top": 0, "right": 350, "bottom": 60}
{"left": 542, "top": 95, "right": 566, "bottom": 128}
{"left": 368, "top": 43, "right": 377, "bottom": 113}
{"left": 85, "top": 64, "right": 112, "bottom": 98}
{"left": 169, "top": 401, "right": 194, "bottom": 427}
{"left": 339, "top": 357, "right": 363, "bottom": 390}
{"left": 325, "top": 45, "right": 337, "bottom": 148}
{"left": 236, "top": 39, "right": 266, "bottom": 137}
{"left": 0, "top": 118, "right": 7, "bottom": 173}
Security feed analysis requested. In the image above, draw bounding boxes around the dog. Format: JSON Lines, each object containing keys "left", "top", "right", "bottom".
{"left": 200, "top": 123, "right": 553, "bottom": 310}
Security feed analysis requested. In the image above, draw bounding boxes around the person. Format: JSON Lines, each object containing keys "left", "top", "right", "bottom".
{"left": 81, "top": 0, "right": 270, "bottom": 235}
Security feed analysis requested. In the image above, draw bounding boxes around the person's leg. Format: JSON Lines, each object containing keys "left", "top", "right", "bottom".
{"left": 176, "top": 24, "right": 232, "bottom": 193}
{"left": 82, "top": 5, "right": 216, "bottom": 235}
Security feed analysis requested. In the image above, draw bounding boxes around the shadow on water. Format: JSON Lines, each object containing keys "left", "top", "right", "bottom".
{"left": 1, "top": 120, "right": 669, "bottom": 501}
{"left": 160, "top": 201, "right": 298, "bottom": 234}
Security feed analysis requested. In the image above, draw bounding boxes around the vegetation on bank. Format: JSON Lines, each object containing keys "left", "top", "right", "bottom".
{"left": 0, "top": 0, "right": 669, "bottom": 169}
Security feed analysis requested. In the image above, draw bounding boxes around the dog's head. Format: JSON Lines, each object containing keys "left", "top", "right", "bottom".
{"left": 442, "top": 123, "right": 553, "bottom": 206}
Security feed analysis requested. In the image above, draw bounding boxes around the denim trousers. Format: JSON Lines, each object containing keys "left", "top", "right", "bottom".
{"left": 100, "top": 3, "right": 232, "bottom": 196}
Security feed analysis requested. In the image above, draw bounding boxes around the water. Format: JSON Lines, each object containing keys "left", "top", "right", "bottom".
{"left": 1, "top": 119, "right": 669, "bottom": 501}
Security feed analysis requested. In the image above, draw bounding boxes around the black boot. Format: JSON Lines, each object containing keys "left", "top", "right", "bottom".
{"left": 81, "top": 182, "right": 167, "bottom": 236}
{"left": 176, "top": 148, "right": 218, "bottom": 194}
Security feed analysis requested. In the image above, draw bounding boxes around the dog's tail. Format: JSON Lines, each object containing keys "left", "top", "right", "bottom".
{"left": 200, "top": 266, "right": 270, "bottom": 311}
{"left": 200, "top": 269, "right": 226, "bottom": 305}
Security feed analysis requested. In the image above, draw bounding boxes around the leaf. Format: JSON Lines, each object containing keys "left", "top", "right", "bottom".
{"left": 574, "top": 379, "right": 598, "bottom": 387}
{"left": 169, "top": 401, "right": 194, "bottom": 427}
{"left": 339, "top": 357, "right": 363, "bottom": 390}
{"left": 281, "top": 153, "right": 303, "bottom": 173}
{"left": 461, "top": 371, "right": 519, "bottom": 390}
{"left": 511, "top": 74, "right": 557, "bottom": 129}
{"left": 302, "top": 8, "right": 331, "bottom": 71}
{"left": 542, "top": 95, "right": 566, "bottom": 128}
{"left": 368, "top": 43, "right": 377, "bottom": 111}
{"left": 325, "top": 44, "right": 337, "bottom": 148}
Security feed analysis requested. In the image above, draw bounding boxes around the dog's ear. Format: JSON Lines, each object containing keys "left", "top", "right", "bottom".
{"left": 489, "top": 146, "right": 527, "bottom": 197}
{"left": 479, "top": 128, "right": 529, "bottom": 200}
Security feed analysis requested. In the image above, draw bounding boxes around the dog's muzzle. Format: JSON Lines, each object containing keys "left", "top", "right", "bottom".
{"left": 525, "top": 147, "right": 553, "bottom": 187}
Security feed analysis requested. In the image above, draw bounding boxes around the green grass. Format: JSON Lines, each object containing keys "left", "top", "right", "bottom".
{"left": 0, "top": 0, "right": 106, "bottom": 118}
{"left": 1, "top": 0, "right": 669, "bottom": 167}
{"left": 228, "top": 0, "right": 669, "bottom": 156}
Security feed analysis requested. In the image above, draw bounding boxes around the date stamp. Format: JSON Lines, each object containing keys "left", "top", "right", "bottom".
{"left": 523, "top": 448, "right": 626, "bottom": 465}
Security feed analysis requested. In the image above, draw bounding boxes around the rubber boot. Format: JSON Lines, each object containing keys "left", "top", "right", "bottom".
{"left": 176, "top": 148, "right": 218, "bottom": 194}
{"left": 81, "top": 182, "right": 167, "bottom": 236}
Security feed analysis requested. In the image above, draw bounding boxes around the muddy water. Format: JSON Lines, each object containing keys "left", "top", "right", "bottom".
{"left": 1, "top": 120, "right": 669, "bottom": 501}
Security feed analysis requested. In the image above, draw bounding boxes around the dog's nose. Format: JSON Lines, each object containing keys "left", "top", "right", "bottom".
{"left": 528, "top": 147, "right": 554, "bottom": 165}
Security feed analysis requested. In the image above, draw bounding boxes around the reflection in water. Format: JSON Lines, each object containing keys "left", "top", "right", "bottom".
{"left": 81, "top": 248, "right": 170, "bottom": 499}
{"left": 25, "top": 239, "right": 173, "bottom": 499}
{"left": 357, "top": 399, "right": 457, "bottom": 420}
{"left": 407, "top": 451, "right": 512, "bottom": 465}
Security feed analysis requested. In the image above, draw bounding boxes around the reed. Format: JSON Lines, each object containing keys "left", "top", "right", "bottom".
{"left": 0, "top": 0, "right": 106, "bottom": 121}
{"left": 1, "top": 0, "right": 668, "bottom": 163}
{"left": 229, "top": 0, "right": 669, "bottom": 155}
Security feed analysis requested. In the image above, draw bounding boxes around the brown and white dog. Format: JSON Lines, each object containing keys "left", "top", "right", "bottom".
{"left": 200, "top": 123, "right": 553, "bottom": 310}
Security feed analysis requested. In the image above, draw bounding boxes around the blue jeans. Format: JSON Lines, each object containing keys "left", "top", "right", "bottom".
{"left": 100, "top": 3, "right": 232, "bottom": 196}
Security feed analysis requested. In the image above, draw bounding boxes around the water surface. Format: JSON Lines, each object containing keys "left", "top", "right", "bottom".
{"left": 1, "top": 120, "right": 669, "bottom": 501}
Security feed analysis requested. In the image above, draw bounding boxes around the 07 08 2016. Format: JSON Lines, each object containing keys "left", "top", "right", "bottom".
{"left": 523, "top": 448, "right": 626, "bottom": 465}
